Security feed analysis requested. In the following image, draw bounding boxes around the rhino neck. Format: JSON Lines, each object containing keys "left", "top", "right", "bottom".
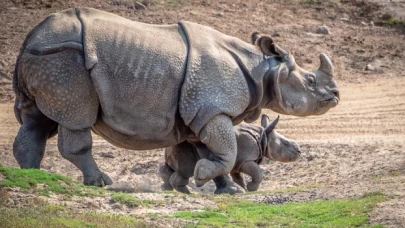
{"left": 224, "top": 41, "right": 271, "bottom": 124}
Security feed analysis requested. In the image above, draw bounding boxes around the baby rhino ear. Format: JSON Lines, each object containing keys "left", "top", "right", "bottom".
{"left": 264, "top": 115, "right": 280, "bottom": 135}
{"left": 251, "top": 32, "right": 261, "bottom": 44}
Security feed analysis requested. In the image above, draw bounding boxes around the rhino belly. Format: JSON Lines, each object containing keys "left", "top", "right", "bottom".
{"left": 92, "top": 118, "right": 188, "bottom": 150}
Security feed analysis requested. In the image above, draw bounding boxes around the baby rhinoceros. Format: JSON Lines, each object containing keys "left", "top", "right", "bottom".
{"left": 159, "top": 114, "right": 301, "bottom": 193}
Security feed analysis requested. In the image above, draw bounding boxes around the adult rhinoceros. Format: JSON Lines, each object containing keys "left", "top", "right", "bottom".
{"left": 12, "top": 8, "right": 339, "bottom": 188}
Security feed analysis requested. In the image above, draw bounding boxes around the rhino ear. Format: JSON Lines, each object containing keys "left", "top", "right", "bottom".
{"left": 251, "top": 32, "right": 261, "bottom": 44}
{"left": 261, "top": 114, "right": 271, "bottom": 128}
{"left": 264, "top": 115, "right": 280, "bottom": 135}
{"left": 255, "top": 35, "right": 288, "bottom": 57}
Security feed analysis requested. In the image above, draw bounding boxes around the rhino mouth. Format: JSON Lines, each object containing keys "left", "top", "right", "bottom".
{"left": 319, "top": 97, "right": 339, "bottom": 108}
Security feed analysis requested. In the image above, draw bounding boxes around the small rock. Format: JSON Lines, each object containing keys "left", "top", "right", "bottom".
{"left": 316, "top": 25, "right": 331, "bottom": 35}
{"left": 134, "top": 1, "right": 146, "bottom": 10}
{"left": 97, "top": 4, "right": 102, "bottom": 8}
{"left": 366, "top": 64, "right": 375, "bottom": 71}
{"left": 360, "top": 21, "right": 367, "bottom": 26}
{"left": 100, "top": 151, "right": 115, "bottom": 158}
{"left": 214, "top": 11, "right": 224, "bottom": 17}
{"left": 340, "top": 18, "right": 349, "bottom": 22}
{"left": 369, "top": 21, "right": 374, "bottom": 27}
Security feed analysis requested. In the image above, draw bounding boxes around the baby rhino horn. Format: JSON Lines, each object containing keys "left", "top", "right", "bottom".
{"left": 265, "top": 115, "right": 280, "bottom": 135}
{"left": 318, "top": 53, "right": 334, "bottom": 76}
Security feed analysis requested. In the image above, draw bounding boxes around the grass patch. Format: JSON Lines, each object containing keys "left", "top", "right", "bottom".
{"left": 110, "top": 193, "right": 164, "bottom": 207}
{"left": 0, "top": 166, "right": 106, "bottom": 197}
{"left": 111, "top": 193, "right": 143, "bottom": 207}
{"left": 0, "top": 204, "right": 146, "bottom": 228}
{"left": 174, "top": 192, "right": 386, "bottom": 227}
{"left": 382, "top": 18, "right": 405, "bottom": 26}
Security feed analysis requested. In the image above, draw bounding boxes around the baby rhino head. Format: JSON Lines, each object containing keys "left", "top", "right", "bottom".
{"left": 261, "top": 114, "right": 301, "bottom": 162}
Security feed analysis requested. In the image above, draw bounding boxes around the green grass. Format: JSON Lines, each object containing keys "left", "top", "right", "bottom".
{"left": 0, "top": 165, "right": 106, "bottom": 197}
{"left": 0, "top": 165, "right": 159, "bottom": 208}
{"left": 174, "top": 192, "right": 386, "bottom": 227}
{"left": 0, "top": 204, "right": 147, "bottom": 228}
{"left": 110, "top": 193, "right": 143, "bottom": 207}
{"left": 382, "top": 18, "right": 405, "bottom": 26}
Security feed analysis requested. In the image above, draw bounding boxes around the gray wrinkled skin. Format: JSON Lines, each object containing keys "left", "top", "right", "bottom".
{"left": 160, "top": 114, "right": 301, "bottom": 193}
{"left": 12, "top": 8, "right": 339, "bottom": 187}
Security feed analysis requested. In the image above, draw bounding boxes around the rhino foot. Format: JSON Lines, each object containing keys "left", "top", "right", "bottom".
{"left": 247, "top": 182, "right": 260, "bottom": 192}
{"left": 194, "top": 159, "right": 219, "bottom": 187}
{"left": 83, "top": 172, "right": 113, "bottom": 187}
{"left": 161, "top": 183, "right": 174, "bottom": 191}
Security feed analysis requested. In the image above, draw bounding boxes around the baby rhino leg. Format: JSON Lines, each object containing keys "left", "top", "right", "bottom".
{"left": 239, "top": 161, "right": 263, "bottom": 192}
{"left": 230, "top": 172, "right": 246, "bottom": 190}
{"left": 159, "top": 163, "right": 174, "bottom": 191}
{"left": 169, "top": 172, "right": 191, "bottom": 194}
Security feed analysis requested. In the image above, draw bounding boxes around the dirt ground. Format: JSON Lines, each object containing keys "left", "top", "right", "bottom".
{"left": 0, "top": 0, "right": 405, "bottom": 227}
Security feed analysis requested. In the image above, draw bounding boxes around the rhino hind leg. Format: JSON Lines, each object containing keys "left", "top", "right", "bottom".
{"left": 13, "top": 99, "right": 58, "bottom": 168}
{"left": 169, "top": 172, "right": 191, "bottom": 194}
{"left": 58, "top": 126, "right": 112, "bottom": 187}
{"left": 159, "top": 163, "right": 174, "bottom": 191}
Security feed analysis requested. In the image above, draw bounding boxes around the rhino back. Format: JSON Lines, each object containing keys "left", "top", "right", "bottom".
{"left": 76, "top": 8, "right": 188, "bottom": 141}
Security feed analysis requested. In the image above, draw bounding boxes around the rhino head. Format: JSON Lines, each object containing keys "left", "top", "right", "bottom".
{"left": 261, "top": 114, "right": 301, "bottom": 162}
{"left": 252, "top": 33, "right": 339, "bottom": 117}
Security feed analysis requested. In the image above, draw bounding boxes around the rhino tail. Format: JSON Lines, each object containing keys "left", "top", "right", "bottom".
{"left": 12, "top": 18, "right": 46, "bottom": 125}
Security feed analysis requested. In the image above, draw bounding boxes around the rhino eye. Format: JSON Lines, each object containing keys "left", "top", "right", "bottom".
{"left": 306, "top": 74, "right": 316, "bottom": 87}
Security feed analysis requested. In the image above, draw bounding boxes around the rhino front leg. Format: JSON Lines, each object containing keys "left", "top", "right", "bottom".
{"left": 58, "top": 126, "right": 112, "bottom": 187}
{"left": 191, "top": 142, "right": 241, "bottom": 194}
{"left": 194, "top": 115, "right": 237, "bottom": 187}
{"left": 159, "top": 163, "right": 174, "bottom": 191}
{"left": 239, "top": 161, "right": 263, "bottom": 192}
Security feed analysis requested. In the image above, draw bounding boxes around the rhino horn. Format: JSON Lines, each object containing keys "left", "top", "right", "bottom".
{"left": 318, "top": 53, "right": 334, "bottom": 76}
{"left": 265, "top": 115, "right": 280, "bottom": 135}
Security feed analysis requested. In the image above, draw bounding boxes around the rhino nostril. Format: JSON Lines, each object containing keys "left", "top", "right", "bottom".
{"left": 332, "top": 91, "right": 339, "bottom": 99}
